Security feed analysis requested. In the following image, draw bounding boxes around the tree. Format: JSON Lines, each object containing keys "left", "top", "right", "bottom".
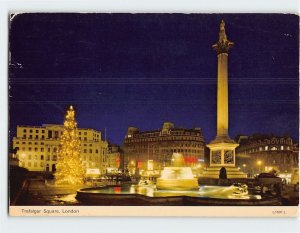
{"left": 55, "top": 106, "right": 85, "bottom": 185}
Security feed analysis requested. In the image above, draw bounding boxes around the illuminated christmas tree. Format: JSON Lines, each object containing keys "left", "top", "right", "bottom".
{"left": 55, "top": 106, "right": 85, "bottom": 185}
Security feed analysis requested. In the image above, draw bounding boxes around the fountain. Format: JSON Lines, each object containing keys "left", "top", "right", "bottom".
{"left": 75, "top": 153, "right": 280, "bottom": 205}
{"left": 156, "top": 153, "right": 199, "bottom": 190}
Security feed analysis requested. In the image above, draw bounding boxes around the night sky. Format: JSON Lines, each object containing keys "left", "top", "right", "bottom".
{"left": 9, "top": 13, "right": 299, "bottom": 145}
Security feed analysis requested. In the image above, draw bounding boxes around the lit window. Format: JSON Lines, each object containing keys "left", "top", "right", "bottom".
{"left": 265, "top": 146, "right": 268, "bottom": 150}
{"left": 281, "top": 146, "right": 284, "bottom": 150}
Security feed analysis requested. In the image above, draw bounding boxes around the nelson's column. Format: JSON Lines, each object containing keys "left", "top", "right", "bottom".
{"left": 201, "top": 20, "right": 247, "bottom": 178}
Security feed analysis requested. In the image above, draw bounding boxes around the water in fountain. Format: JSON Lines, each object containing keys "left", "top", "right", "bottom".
{"left": 156, "top": 153, "right": 199, "bottom": 190}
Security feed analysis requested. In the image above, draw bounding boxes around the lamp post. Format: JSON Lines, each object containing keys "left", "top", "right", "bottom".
{"left": 257, "top": 160, "right": 262, "bottom": 174}
{"left": 242, "top": 163, "right": 246, "bottom": 173}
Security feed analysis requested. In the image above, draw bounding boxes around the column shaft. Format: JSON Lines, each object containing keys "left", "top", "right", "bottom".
{"left": 217, "top": 53, "right": 228, "bottom": 137}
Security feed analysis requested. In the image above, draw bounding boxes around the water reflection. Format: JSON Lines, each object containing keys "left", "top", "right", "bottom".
{"left": 84, "top": 184, "right": 261, "bottom": 200}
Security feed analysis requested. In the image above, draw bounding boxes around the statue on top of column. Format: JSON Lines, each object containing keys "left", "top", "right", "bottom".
{"left": 213, "top": 20, "right": 234, "bottom": 54}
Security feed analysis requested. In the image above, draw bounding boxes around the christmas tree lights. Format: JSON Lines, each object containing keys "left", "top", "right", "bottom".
{"left": 55, "top": 106, "right": 85, "bottom": 185}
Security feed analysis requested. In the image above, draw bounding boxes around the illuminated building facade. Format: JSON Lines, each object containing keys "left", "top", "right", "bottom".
{"left": 107, "top": 144, "right": 121, "bottom": 173}
{"left": 12, "top": 124, "right": 109, "bottom": 174}
{"left": 235, "top": 134, "right": 299, "bottom": 176}
{"left": 122, "top": 122, "right": 205, "bottom": 175}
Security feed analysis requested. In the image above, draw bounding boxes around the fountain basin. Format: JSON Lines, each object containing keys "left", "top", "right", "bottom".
{"left": 75, "top": 184, "right": 280, "bottom": 206}
{"left": 156, "top": 178, "right": 199, "bottom": 191}
{"left": 156, "top": 166, "right": 199, "bottom": 191}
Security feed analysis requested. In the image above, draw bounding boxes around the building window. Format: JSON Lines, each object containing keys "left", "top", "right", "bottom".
{"left": 22, "top": 142, "right": 25, "bottom": 144}
{"left": 23, "top": 129, "right": 26, "bottom": 133}
{"left": 89, "top": 149, "right": 92, "bottom": 153}
{"left": 53, "top": 147, "right": 57, "bottom": 153}
{"left": 84, "top": 149, "right": 87, "bottom": 153}
{"left": 42, "top": 130, "right": 45, "bottom": 133}
{"left": 28, "top": 162, "right": 31, "bottom": 167}
{"left": 28, "top": 147, "right": 32, "bottom": 151}
{"left": 29, "top": 142, "right": 32, "bottom": 145}
{"left": 40, "top": 162, "right": 44, "bottom": 167}
{"left": 41, "top": 155, "right": 44, "bottom": 160}
{"left": 30, "top": 129, "right": 33, "bottom": 133}
{"left": 41, "top": 148, "right": 44, "bottom": 152}
{"left": 79, "top": 132, "right": 81, "bottom": 135}
{"left": 29, "top": 135, "right": 32, "bottom": 139}
{"left": 281, "top": 146, "right": 284, "bottom": 150}
{"left": 84, "top": 137, "right": 87, "bottom": 141}
{"left": 36, "top": 130, "right": 39, "bottom": 133}
{"left": 35, "top": 135, "right": 38, "bottom": 139}
{"left": 53, "top": 155, "right": 57, "bottom": 161}
{"left": 35, "top": 148, "right": 38, "bottom": 152}
{"left": 96, "top": 149, "right": 98, "bottom": 154}
{"left": 265, "top": 146, "right": 268, "bottom": 151}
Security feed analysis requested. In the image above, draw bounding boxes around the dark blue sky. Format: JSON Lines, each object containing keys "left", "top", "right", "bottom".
{"left": 9, "top": 13, "right": 299, "bottom": 145}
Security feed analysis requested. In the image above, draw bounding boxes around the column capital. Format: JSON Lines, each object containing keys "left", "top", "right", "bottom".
{"left": 212, "top": 20, "right": 234, "bottom": 54}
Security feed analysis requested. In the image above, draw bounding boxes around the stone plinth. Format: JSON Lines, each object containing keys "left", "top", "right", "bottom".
{"left": 200, "top": 166, "right": 247, "bottom": 179}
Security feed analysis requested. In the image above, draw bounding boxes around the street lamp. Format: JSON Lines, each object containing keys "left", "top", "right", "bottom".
{"left": 242, "top": 163, "right": 246, "bottom": 173}
{"left": 257, "top": 160, "right": 262, "bottom": 173}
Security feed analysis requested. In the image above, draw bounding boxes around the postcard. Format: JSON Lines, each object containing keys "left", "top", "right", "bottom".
{"left": 8, "top": 13, "right": 299, "bottom": 217}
